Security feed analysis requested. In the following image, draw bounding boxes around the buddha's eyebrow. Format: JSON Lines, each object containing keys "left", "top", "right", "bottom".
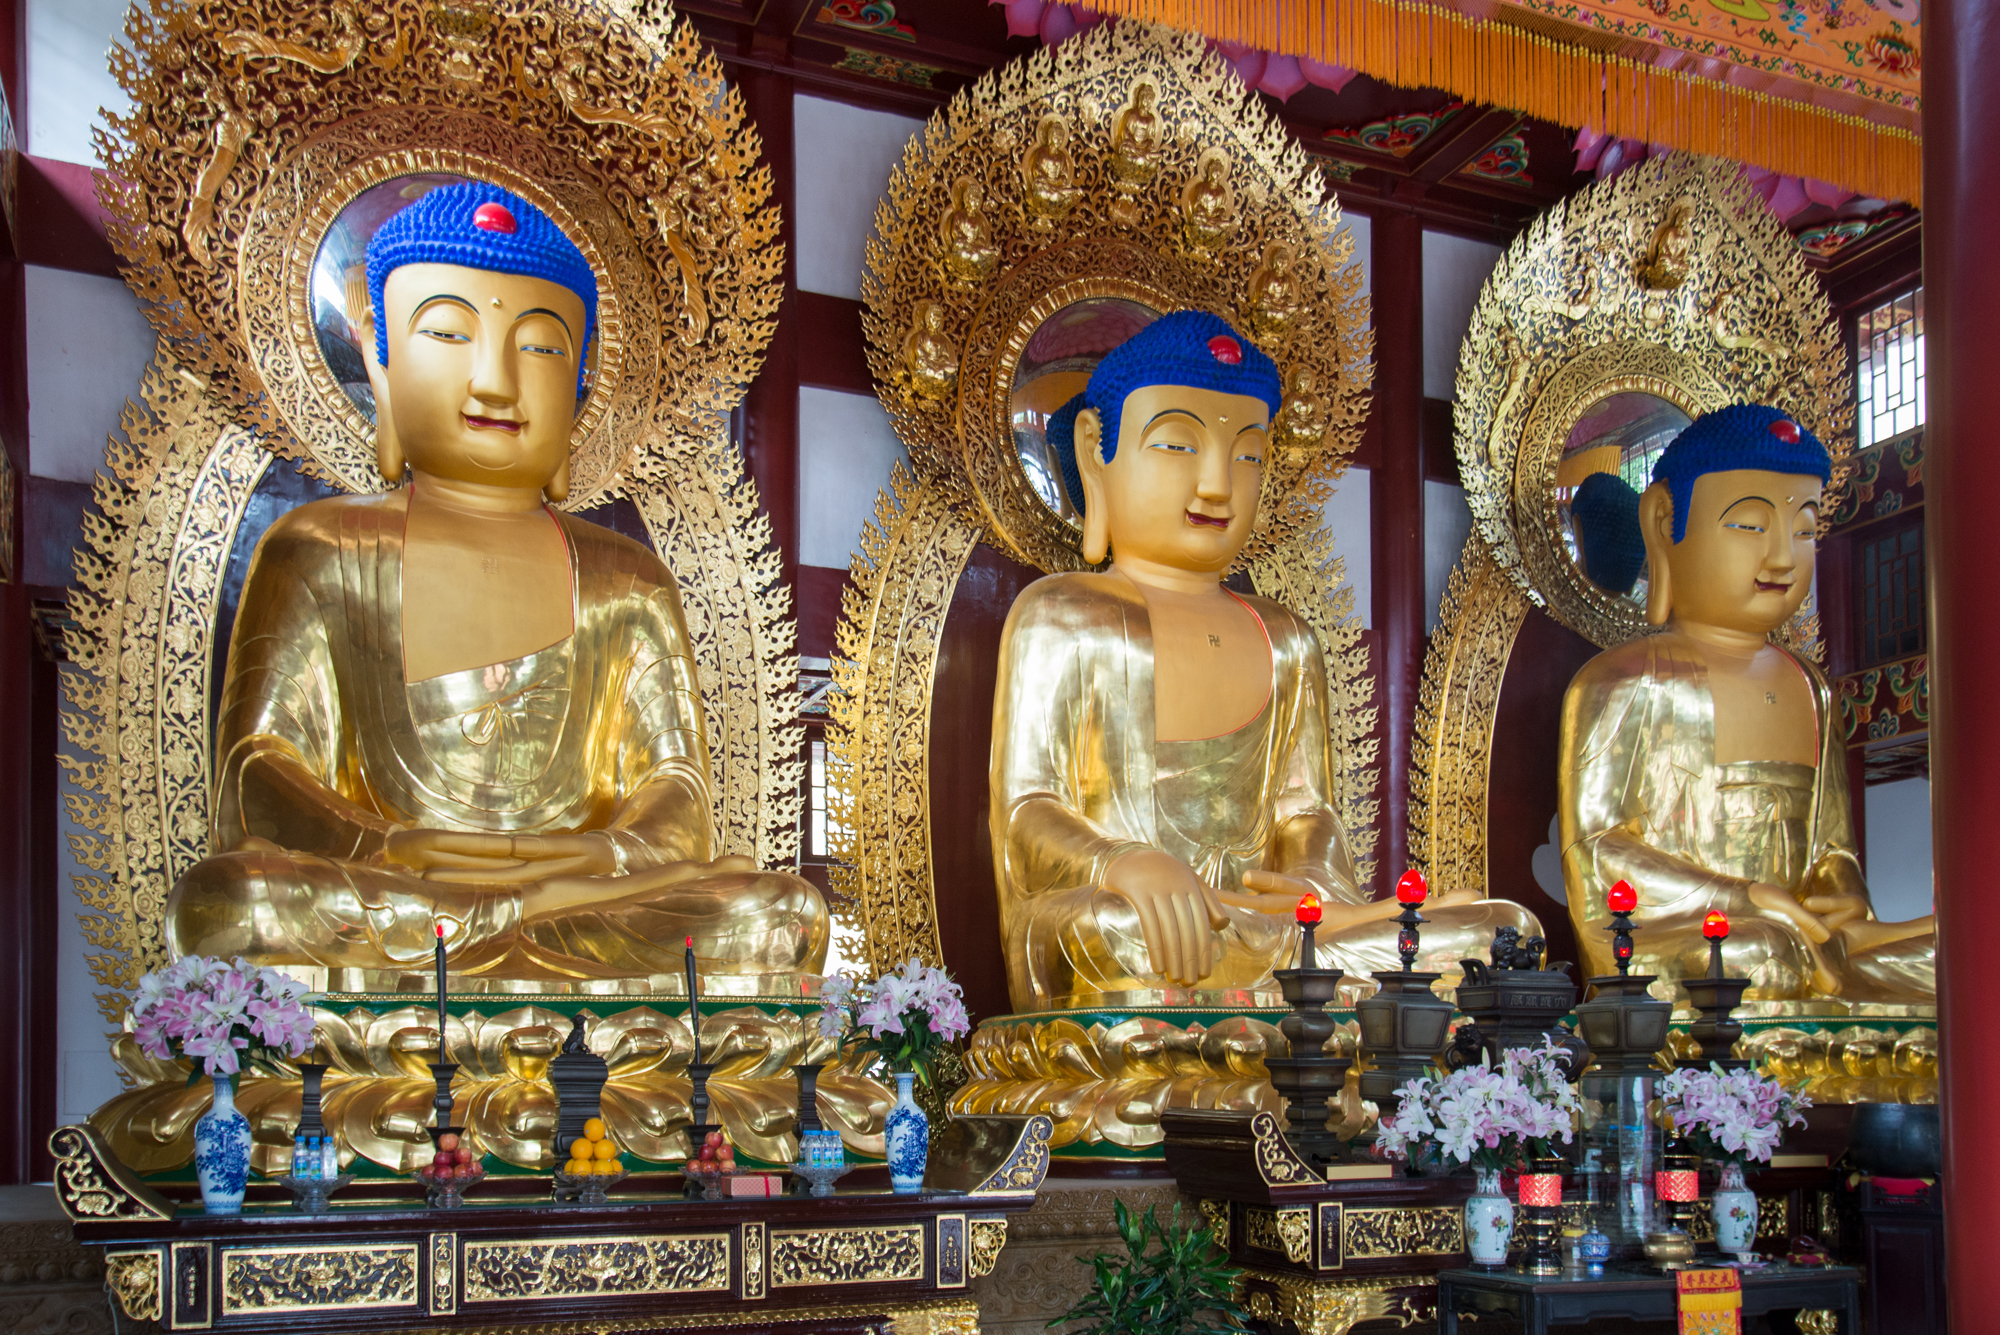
{"left": 1146, "top": 408, "right": 1204, "bottom": 428}
{"left": 1719, "top": 496, "right": 1776, "bottom": 517}
{"left": 409, "top": 294, "right": 477, "bottom": 324}
{"left": 518, "top": 307, "right": 574, "bottom": 337}
{"left": 1234, "top": 421, "right": 1268, "bottom": 437}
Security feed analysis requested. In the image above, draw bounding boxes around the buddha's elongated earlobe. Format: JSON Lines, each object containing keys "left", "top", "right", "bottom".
{"left": 1638, "top": 483, "right": 1674, "bottom": 626}
{"left": 545, "top": 454, "right": 570, "bottom": 504}
{"left": 361, "top": 321, "right": 405, "bottom": 485}
{"left": 1074, "top": 408, "right": 1111, "bottom": 564}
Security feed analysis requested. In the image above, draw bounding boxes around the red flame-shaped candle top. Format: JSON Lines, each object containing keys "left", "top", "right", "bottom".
{"left": 1296, "top": 894, "right": 1323, "bottom": 926}
{"left": 1394, "top": 869, "right": 1429, "bottom": 905}
{"left": 1702, "top": 910, "right": 1730, "bottom": 940}
{"left": 1608, "top": 880, "right": 1638, "bottom": 914}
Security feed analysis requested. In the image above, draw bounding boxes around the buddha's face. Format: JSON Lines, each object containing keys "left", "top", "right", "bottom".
{"left": 1076, "top": 383, "right": 1270, "bottom": 573}
{"left": 1642, "top": 467, "right": 1821, "bottom": 633}
{"left": 368, "top": 262, "right": 587, "bottom": 491}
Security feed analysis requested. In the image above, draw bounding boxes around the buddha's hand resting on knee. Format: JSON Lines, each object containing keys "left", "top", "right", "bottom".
{"left": 385, "top": 829, "right": 619, "bottom": 883}
{"left": 1101, "top": 850, "right": 1229, "bottom": 987}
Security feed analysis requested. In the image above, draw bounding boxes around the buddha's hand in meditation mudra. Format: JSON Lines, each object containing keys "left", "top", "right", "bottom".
{"left": 989, "top": 312, "right": 1540, "bottom": 1011}
{"left": 167, "top": 183, "right": 827, "bottom": 987}
{"left": 1558, "top": 404, "right": 1933, "bottom": 1003}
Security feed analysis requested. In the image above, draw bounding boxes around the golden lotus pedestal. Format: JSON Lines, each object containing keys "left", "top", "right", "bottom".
{"left": 54, "top": 1118, "right": 1052, "bottom": 1334}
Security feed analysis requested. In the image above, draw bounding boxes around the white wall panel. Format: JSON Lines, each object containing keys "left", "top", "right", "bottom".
{"left": 1865, "top": 776, "right": 1934, "bottom": 924}
{"left": 1423, "top": 478, "right": 1472, "bottom": 633}
{"left": 1319, "top": 464, "right": 1371, "bottom": 631}
{"left": 26, "top": 264, "right": 156, "bottom": 483}
{"left": 793, "top": 95, "right": 924, "bottom": 300}
{"left": 1421, "top": 231, "right": 1504, "bottom": 401}
{"left": 26, "top": 0, "right": 130, "bottom": 163}
{"left": 798, "top": 386, "right": 908, "bottom": 570}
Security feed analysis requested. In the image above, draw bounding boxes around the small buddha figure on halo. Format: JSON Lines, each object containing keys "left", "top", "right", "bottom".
{"left": 1181, "top": 153, "right": 1238, "bottom": 252}
{"left": 990, "top": 311, "right": 1539, "bottom": 1010}
{"left": 168, "top": 182, "right": 828, "bottom": 990}
{"left": 901, "top": 298, "right": 958, "bottom": 401}
{"left": 1559, "top": 404, "right": 1933, "bottom": 1003}
{"left": 941, "top": 176, "right": 1000, "bottom": 283}
{"left": 1021, "top": 116, "right": 1081, "bottom": 229}
{"left": 1109, "top": 82, "right": 1164, "bottom": 188}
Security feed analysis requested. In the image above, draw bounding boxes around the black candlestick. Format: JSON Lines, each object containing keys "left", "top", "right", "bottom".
{"left": 1395, "top": 901, "right": 1426, "bottom": 972}
{"left": 429, "top": 1061, "right": 458, "bottom": 1130}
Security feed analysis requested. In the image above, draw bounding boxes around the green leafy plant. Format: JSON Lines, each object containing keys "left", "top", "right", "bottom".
{"left": 1051, "top": 1201, "right": 1246, "bottom": 1335}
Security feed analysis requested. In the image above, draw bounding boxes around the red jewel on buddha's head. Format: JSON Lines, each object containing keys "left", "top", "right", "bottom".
{"left": 1768, "top": 419, "right": 1801, "bottom": 444}
{"left": 1608, "top": 880, "right": 1638, "bottom": 914}
{"left": 1702, "top": 910, "right": 1730, "bottom": 940}
{"left": 1208, "top": 334, "right": 1243, "bottom": 365}
{"left": 1395, "top": 869, "right": 1429, "bottom": 905}
{"left": 1296, "top": 894, "right": 1323, "bottom": 926}
{"left": 473, "top": 201, "right": 518, "bottom": 234}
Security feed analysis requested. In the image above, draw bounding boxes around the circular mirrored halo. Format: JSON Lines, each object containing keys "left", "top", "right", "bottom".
{"left": 1555, "top": 390, "right": 1692, "bottom": 608}
{"left": 1007, "top": 296, "right": 1162, "bottom": 526}
{"left": 1512, "top": 342, "right": 1725, "bottom": 646}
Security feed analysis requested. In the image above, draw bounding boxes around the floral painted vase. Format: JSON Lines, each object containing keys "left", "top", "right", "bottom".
{"left": 1464, "top": 1166, "right": 1514, "bottom": 1265}
{"left": 193, "top": 1075, "right": 252, "bottom": 1214}
{"left": 884, "top": 1071, "right": 929, "bottom": 1194}
{"left": 1712, "top": 1160, "right": 1758, "bottom": 1254}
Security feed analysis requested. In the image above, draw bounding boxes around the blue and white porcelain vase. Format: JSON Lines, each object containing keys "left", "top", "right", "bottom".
{"left": 884, "top": 1071, "right": 929, "bottom": 1194}
{"left": 1464, "top": 1166, "right": 1514, "bottom": 1265}
{"left": 193, "top": 1074, "right": 252, "bottom": 1215}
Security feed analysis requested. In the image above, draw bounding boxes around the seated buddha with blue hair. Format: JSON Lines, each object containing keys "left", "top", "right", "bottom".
{"left": 989, "top": 311, "right": 1539, "bottom": 1011}
{"left": 167, "top": 183, "right": 826, "bottom": 990}
{"left": 1559, "top": 404, "right": 1933, "bottom": 1002}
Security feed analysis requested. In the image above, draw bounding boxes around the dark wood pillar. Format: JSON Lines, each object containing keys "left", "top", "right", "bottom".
{"left": 737, "top": 67, "right": 800, "bottom": 595}
{"left": 1924, "top": 0, "right": 1998, "bottom": 1320}
{"left": 1369, "top": 212, "right": 1423, "bottom": 891}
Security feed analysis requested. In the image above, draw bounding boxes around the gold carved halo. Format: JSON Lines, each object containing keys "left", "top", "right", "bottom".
{"left": 832, "top": 23, "right": 1378, "bottom": 980}
{"left": 861, "top": 20, "right": 1371, "bottom": 573}
{"left": 97, "top": 0, "right": 781, "bottom": 506}
{"left": 1452, "top": 151, "right": 1852, "bottom": 650}
{"left": 65, "top": 0, "right": 798, "bottom": 1019}
{"left": 1412, "top": 151, "right": 1856, "bottom": 891}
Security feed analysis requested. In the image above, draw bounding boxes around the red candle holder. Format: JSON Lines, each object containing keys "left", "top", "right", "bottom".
{"left": 1395, "top": 869, "right": 1429, "bottom": 905}
{"left": 1391, "top": 870, "right": 1429, "bottom": 972}
{"left": 1702, "top": 910, "right": 1730, "bottom": 940}
{"left": 1608, "top": 880, "right": 1637, "bottom": 914}
{"left": 1294, "top": 894, "right": 1321, "bottom": 969}
{"left": 1295, "top": 894, "right": 1322, "bottom": 925}
{"left": 1607, "top": 880, "right": 1639, "bottom": 975}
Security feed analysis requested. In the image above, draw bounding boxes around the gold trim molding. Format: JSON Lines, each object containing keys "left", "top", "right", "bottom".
{"left": 106, "top": 1249, "right": 165, "bottom": 1323}
{"left": 48, "top": 1124, "right": 174, "bottom": 1222}
{"left": 1239, "top": 1269, "right": 1433, "bottom": 1335}
{"left": 967, "top": 1219, "right": 1008, "bottom": 1280}
{"left": 1245, "top": 1207, "right": 1312, "bottom": 1264}
{"left": 1341, "top": 1206, "right": 1465, "bottom": 1260}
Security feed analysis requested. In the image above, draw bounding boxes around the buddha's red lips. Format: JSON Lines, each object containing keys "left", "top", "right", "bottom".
{"left": 1186, "top": 511, "right": 1231, "bottom": 529}
{"left": 1756, "top": 580, "right": 1792, "bottom": 593}
{"left": 464, "top": 415, "right": 524, "bottom": 433}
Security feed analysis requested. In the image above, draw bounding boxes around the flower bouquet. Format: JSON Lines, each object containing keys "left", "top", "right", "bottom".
{"left": 1375, "top": 1039, "right": 1582, "bottom": 1265}
{"left": 129, "top": 956, "right": 317, "bottom": 1213}
{"left": 1659, "top": 1063, "right": 1810, "bottom": 1254}
{"left": 817, "top": 959, "right": 972, "bottom": 1193}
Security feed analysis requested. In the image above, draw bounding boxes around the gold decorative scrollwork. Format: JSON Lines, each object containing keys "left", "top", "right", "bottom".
{"left": 1197, "top": 1199, "right": 1230, "bottom": 1250}
{"left": 1250, "top": 1110, "right": 1318, "bottom": 1186}
{"left": 1341, "top": 1206, "right": 1466, "bottom": 1259}
{"left": 221, "top": 1244, "right": 421, "bottom": 1314}
{"left": 430, "top": 1232, "right": 457, "bottom": 1315}
{"left": 968, "top": 1113, "right": 1054, "bottom": 1194}
{"left": 220, "top": 2, "right": 366, "bottom": 74}
{"left": 839, "top": 25, "right": 1377, "bottom": 981}
{"left": 1796, "top": 1310, "right": 1840, "bottom": 1335}
{"left": 968, "top": 1219, "right": 1009, "bottom": 1279}
{"left": 105, "top": 1250, "right": 164, "bottom": 1322}
{"left": 1245, "top": 1207, "right": 1313, "bottom": 1263}
{"left": 769, "top": 1225, "right": 926, "bottom": 1287}
{"left": 462, "top": 1235, "right": 731, "bottom": 1301}
{"left": 741, "top": 1221, "right": 767, "bottom": 1301}
{"left": 1238, "top": 1268, "right": 1432, "bottom": 1335}
{"left": 46, "top": 1125, "right": 174, "bottom": 1221}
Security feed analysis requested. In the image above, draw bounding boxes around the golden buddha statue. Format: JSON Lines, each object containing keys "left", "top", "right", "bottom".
{"left": 1108, "top": 82, "right": 1163, "bottom": 188}
{"left": 901, "top": 298, "right": 958, "bottom": 400}
{"left": 941, "top": 176, "right": 1000, "bottom": 283}
{"left": 1181, "top": 153, "right": 1238, "bottom": 252}
{"left": 1559, "top": 404, "right": 1933, "bottom": 1003}
{"left": 168, "top": 182, "right": 828, "bottom": 990}
{"left": 991, "top": 312, "right": 1538, "bottom": 1010}
{"left": 1247, "top": 241, "right": 1303, "bottom": 344}
{"left": 1021, "top": 115, "right": 1081, "bottom": 230}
